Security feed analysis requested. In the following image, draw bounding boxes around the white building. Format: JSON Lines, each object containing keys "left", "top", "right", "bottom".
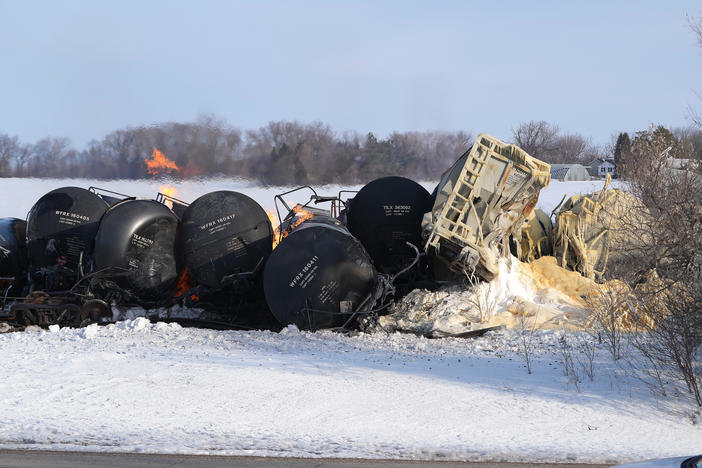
{"left": 588, "top": 158, "right": 616, "bottom": 178}
{"left": 550, "top": 164, "right": 592, "bottom": 181}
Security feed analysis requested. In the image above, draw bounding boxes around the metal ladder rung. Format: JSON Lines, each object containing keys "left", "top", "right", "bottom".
{"left": 452, "top": 192, "right": 470, "bottom": 203}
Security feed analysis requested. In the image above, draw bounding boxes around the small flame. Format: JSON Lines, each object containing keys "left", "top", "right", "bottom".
{"left": 145, "top": 148, "right": 180, "bottom": 176}
{"left": 272, "top": 205, "right": 314, "bottom": 249}
{"left": 267, "top": 209, "right": 280, "bottom": 230}
{"left": 160, "top": 185, "right": 178, "bottom": 209}
{"left": 173, "top": 268, "right": 195, "bottom": 299}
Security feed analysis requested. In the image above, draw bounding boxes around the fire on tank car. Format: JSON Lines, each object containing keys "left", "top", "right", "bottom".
{"left": 263, "top": 194, "right": 381, "bottom": 331}
{"left": 181, "top": 190, "right": 273, "bottom": 291}
{"left": 178, "top": 190, "right": 281, "bottom": 330}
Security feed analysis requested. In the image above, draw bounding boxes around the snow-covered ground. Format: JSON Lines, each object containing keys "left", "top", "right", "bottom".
{"left": 0, "top": 177, "right": 367, "bottom": 220}
{"left": 1, "top": 177, "right": 699, "bottom": 464}
{"left": 0, "top": 176, "right": 616, "bottom": 220}
{"left": 1, "top": 320, "right": 700, "bottom": 464}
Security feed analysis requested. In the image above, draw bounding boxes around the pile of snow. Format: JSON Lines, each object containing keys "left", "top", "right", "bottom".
{"left": 0, "top": 319, "right": 700, "bottom": 463}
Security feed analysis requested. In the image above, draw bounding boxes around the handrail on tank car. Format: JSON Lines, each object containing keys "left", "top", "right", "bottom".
{"left": 333, "top": 190, "right": 358, "bottom": 218}
{"left": 273, "top": 185, "right": 319, "bottom": 225}
{"left": 155, "top": 192, "right": 190, "bottom": 208}
{"left": 273, "top": 186, "right": 354, "bottom": 224}
{"left": 1, "top": 279, "right": 17, "bottom": 311}
{"left": 88, "top": 186, "right": 131, "bottom": 200}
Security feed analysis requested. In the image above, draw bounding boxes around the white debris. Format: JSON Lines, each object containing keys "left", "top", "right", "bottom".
{"left": 116, "top": 317, "right": 151, "bottom": 331}
{"left": 383, "top": 256, "right": 591, "bottom": 336}
{"left": 48, "top": 324, "right": 60, "bottom": 333}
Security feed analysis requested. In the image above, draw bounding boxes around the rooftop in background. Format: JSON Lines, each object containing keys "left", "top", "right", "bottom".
{"left": 550, "top": 164, "right": 592, "bottom": 181}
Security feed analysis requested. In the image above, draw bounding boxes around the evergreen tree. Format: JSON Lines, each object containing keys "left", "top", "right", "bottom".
{"left": 613, "top": 132, "right": 631, "bottom": 178}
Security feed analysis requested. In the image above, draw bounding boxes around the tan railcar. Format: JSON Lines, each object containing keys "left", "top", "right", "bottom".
{"left": 424, "top": 134, "right": 551, "bottom": 280}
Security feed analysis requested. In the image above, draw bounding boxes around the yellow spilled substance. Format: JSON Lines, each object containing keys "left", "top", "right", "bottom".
{"left": 504, "top": 256, "right": 660, "bottom": 331}
{"left": 486, "top": 256, "right": 596, "bottom": 330}
{"left": 383, "top": 254, "right": 664, "bottom": 336}
{"left": 552, "top": 176, "right": 652, "bottom": 281}
{"left": 517, "top": 208, "right": 553, "bottom": 263}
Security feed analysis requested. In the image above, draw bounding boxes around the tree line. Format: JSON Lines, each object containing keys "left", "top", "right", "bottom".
{"left": 2, "top": 116, "right": 702, "bottom": 183}
{"left": 511, "top": 120, "right": 702, "bottom": 167}
{"left": 0, "top": 117, "right": 472, "bottom": 184}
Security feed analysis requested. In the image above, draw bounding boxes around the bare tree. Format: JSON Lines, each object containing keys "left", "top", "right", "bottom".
{"left": 553, "top": 133, "right": 592, "bottom": 164}
{"left": 585, "top": 283, "right": 632, "bottom": 361}
{"left": 576, "top": 334, "right": 597, "bottom": 382}
{"left": 511, "top": 120, "right": 560, "bottom": 161}
{"left": 687, "top": 13, "right": 702, "bottom": 129}
{"left": 690, "top": 12, "right": 702, "bottom": 49}
{"left": 557, "top": 332, "right": 581, "bottom": 391}
{"left": 0, "top": 134, "right": 20, "bottom": 177}
{"left": 517, "top": 313, "right": 537, "bottom": 374}
{"left": 619, "top": 125, "right": 702, "bottom": 407}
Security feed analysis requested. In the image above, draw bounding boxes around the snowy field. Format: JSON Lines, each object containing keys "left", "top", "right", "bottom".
{"left": 1, "top": 177, "right": 699, "bottom": 464}
{"left": 0, "top": 176, "right": 615, "bottom": 220}
{"left": 1, "top": 321, "right": 700, "bottom": 464}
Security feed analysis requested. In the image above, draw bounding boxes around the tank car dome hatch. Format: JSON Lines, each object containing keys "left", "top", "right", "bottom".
{"left": 263, "top": 214, "right": 377, "bottom": 331}
{"left": 0, "top": 218, "right": 28, "bottom": 293}
{"left": 26, "top": 186, "right": 109, "bottom": 290}
{"left": 181, "top": 191, "right": 273, "bottom": 291}
{"left": 346, "top": 176, "right": 434, "bottom": 273}
{"left": 93, "top": 199, "right": 180, "bottom": 301}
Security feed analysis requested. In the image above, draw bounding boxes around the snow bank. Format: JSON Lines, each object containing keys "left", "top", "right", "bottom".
{"left": 0, "top": 320, "right": 699, "bottom": 463}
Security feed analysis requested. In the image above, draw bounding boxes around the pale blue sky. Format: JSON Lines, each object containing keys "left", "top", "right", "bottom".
{"left": 1, "top": 1, "right": 701, "bottom": 147}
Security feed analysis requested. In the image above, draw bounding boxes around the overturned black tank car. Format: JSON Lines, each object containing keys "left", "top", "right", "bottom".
{"left": 264, "top": 204, "right": 379, "bottom": 331}
{"left": 92, "top": 198, "right": 181, "bottom": 305}
{"left": 181, "top": 190, "right": 272, "bottom": 291}
{"left": 0, "top": 218, "right": 28, "bottom": 297}
{"left": 26, "top": 186, "right": 109, "bottom": 291}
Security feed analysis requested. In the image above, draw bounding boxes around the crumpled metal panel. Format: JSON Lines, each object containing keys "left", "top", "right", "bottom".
{"left": 423, "top": 133, "right": 551, "bottom": 280}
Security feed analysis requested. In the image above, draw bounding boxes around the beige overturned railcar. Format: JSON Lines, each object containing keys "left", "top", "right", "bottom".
{"left": 423, "top": 133, "right": 551, "bottom": 280}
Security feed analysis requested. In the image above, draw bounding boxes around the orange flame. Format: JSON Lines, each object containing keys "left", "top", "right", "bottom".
{"left": 160, "top": 185, "right": 178, "bottom": 209}
{"left": 173, "top": 268, "right": 195, "bottom": 300}
{"left": 272, "top": 205, "right": 314, "bottom": 249}
{"left": 267, "top": 209, "right": 280, "bottom": 230}
{"left": 146, "top": 148, "right": 180, "bottom": 176}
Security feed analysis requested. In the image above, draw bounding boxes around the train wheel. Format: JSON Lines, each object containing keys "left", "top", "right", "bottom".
{"left": 80, "top": 299, "right": 112, "bottom": 325}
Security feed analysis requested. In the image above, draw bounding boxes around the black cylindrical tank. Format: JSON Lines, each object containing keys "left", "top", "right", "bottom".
{"left": 346, "top": 176, "right": 434, "bottom": 273}
{"left": 0, "top": 218, "right": 28, "bottom": 293}
{"left": 93, "top": 199, "right": 180, "bottom": 301}
{"left": 181, "top": 190, "right": 273, "bottom": 290}
{"left": 263, "top": 212, "right": 376, "bottom": 330}
{"left": 26, "top": 186, "right": 109, "bottom": 290}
